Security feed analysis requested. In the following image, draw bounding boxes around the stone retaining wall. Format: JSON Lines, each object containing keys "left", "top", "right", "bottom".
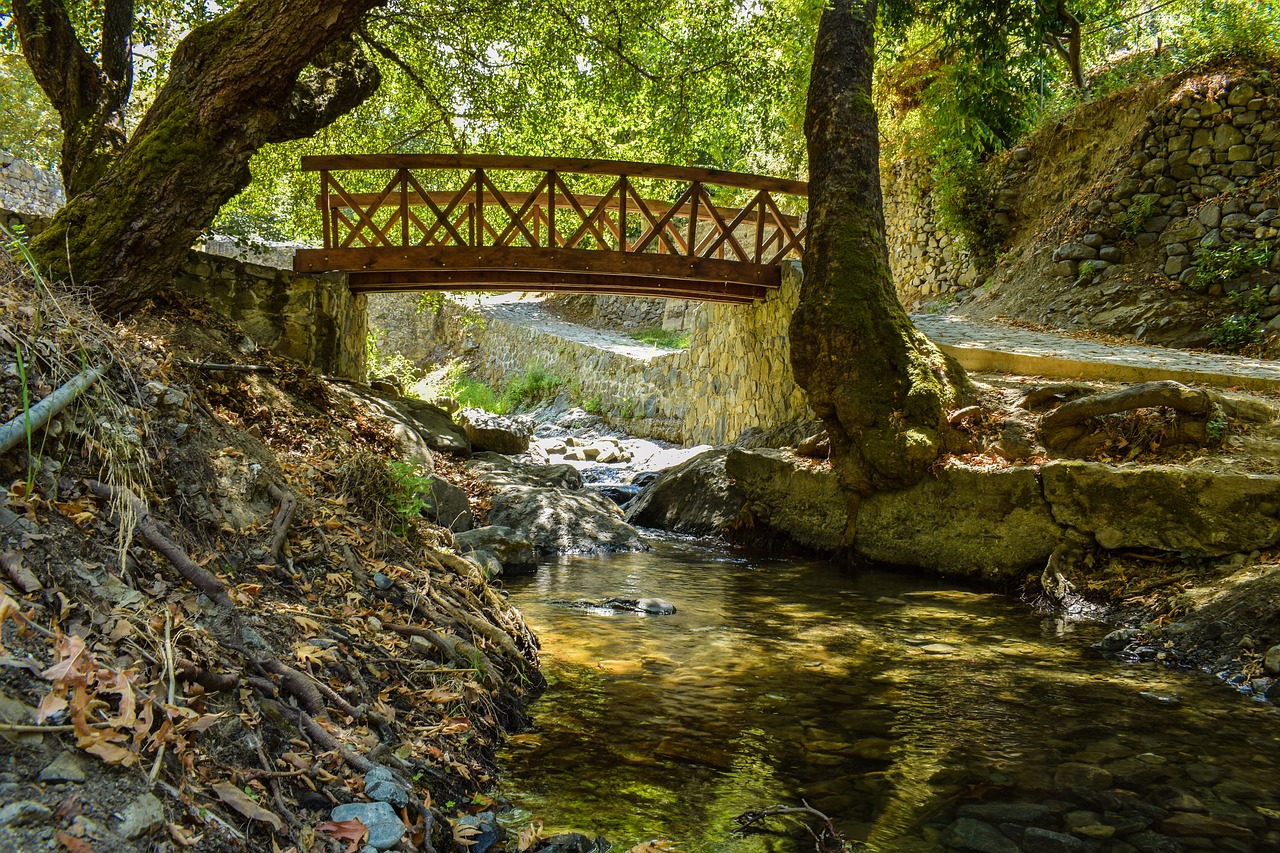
{"left": 392, "top": 262, "right": 814, "bottom": 445}
{"left": 0, "top": 152, "right": 63, "bottom": 218}
{"left": 1049, "top": 73, "right": 1280, "bottom": 304}
{"left": 882, "top": 158, "right": 980, "bottom": 307}
{"left": 173, "top": 252, "right": 367, "bottom": 380}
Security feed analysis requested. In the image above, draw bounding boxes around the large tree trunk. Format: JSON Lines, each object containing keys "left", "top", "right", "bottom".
{"left": 25, "top": 0, "right": 382, "bottom": 316}
{"left": 790, "top": 0, "right": 972, "bottom": 547}
{"left": 11, "top": 0, "right": 134, "bottom": 196}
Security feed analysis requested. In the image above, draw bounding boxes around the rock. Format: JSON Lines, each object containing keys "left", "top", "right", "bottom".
{"left": 956, "top": 803, "right": 1053, "bottom": 826}
{"left": 39, "top": 751, "right": 86, "bottom": 783}
{"left": 1056, "top": 242, "right": 1098, "bottom": 261}
{"left": 1159, "top": 217, "right": 1205, "bottom": 245}
{"left": 796, "top": 432, "right": 830, "bottom": 458}
{"left": 1198, "top": 203, "right": 1222, "bottom": 228}
{"left": 1042, "top": 461, "right": 1280, "bottom": 556}
{"left": 455, "top": 811, "right": 502, "bottom": 853}
{"left": 458, "top": 409, "right": 533, "bottom": 454}
{"left": 469, "top": 453, "right": 583, "bottom": 489}
{"left": 464, "top": 548, "right": 504, "bottom": 579}
{"left": 1159, "top": 812, "right": 1251, "bottom": 837}
{"left": 625, "top": 448, "right": 746, "bottom": 536}
{"left": 363, "top": 765, "right": 408, "bottom": 809}
{"left": 0, "top": 801, "right": 52, "bottom": 828}
{"left": 539, "top": 833, "right": 610, "bottom": 853}
{"left": 725, "top": 448, "right": 847, "bottom": 552}
{"left": 454, "top": 525, "right": 536, "bottom": 570}
{"left": 1264, "top": 644, "right": 1280, "bottom": 676}
{"left": 636, "top": 598, "right": 676, "bottom": 614}
{"left": 1021, "top": 827, "right": 1091, "bottom": 853}
{"left": 856, "top": 466, "right": 1062, "bottom": 580}
{"left": 333, "top": 386, "right": 470, "bottom": 458}
{"left": 331, "top": 801, "right": 406, "bottom": 851}
{"left": 118, "top": 792, "right": 165, "bottom": 839}
{"left": 487, "top": 486, "right": 648, "bottom": 554}
{"left": 1054, "top": 762, "right": 1112, "bottom": 791}
{"left": 373, "top": 572, "right": 394, "bottom": 590}
{"left": 422, "top": 477, "right": 472, "bottom": 532}
{"left": 1096, "top": 628, "right": 1140, "bottom": 654}
{"left": 940, "top": 817, "right": 1022, "bottom": 853}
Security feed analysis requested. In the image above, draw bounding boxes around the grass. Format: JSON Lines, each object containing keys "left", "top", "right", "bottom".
{"left": 627, "top": 327, "right": 691, "bottom": 349}
{"left": 416, "top": 359, "right": 564, "bottom": 414}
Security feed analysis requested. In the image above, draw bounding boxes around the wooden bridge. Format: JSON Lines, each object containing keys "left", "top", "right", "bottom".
{"left": 293, "top": 155, "right": 807, "bottom": 304}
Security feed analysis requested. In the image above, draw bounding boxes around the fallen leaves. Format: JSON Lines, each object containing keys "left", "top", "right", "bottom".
{"left": 212, "top": 781, "right": 284, "bottom": 833}
{"left": 316, "top": 817, "right": 368, "bottom": 853}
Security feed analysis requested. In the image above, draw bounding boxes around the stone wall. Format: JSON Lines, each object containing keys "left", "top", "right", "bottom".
{"left": 0, "top": 152, "right": 63, "bottom": 218}
{"left": 396, "top": 262, "right": 814, "bottom": 445}
{"left": 173, "top": 252, "right": 367, "bottom": 380}
{"left": 1048, "top": 73, "right": 1280, "bottom": 303}
{"left": 881, "top": 158, "right": 980, "bottom": 307}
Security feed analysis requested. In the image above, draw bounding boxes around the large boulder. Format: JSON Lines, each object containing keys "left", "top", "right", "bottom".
{"left": 468, "top": 453, "right": 583, "bottom": 489}
{"left": 724, "top": 448, "right": 846, "bottom": 551}
{"left": 454, "top": 525, "right": 536, "bottom": 571}
{"left": 487, "top": 486, "right": 648, "bottom": 555}
{"left": 1042, "top": 460, "right": 1280, "bottom": 555}
{"left": 458, "top": 409, "right": 533, "bottom": 454}
{"left": 625, "top": 448, "right": 746, "bottom": 535}
{"left": 856, "top": 466, "right": 1062, "bottom": 580}
{"left": 422, "top": 477, "right": 472, "bottom": 532}
{"left": 333, "top": 386, "right": 470, "bottom": 461}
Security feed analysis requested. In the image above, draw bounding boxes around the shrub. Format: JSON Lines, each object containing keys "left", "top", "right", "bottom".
{"left": 1114, "top": 195, "right": 1156, "bottom": 238}
{"left": 1193, "top": 242, "right": 1271, "bottom": 291}
{"left": 1173, "top": 0, "right": 1280, "bottom": 67}
{"left": 626, "top": 327, "right": 691, "bottom": 349}
{"left": 1207, "top": 285, "right": 1269, "bottom": 352}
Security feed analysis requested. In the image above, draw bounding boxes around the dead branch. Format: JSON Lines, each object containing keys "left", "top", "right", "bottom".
{"left": 0, "top": 366, "right": 102, "bottom": 454}
{"left": 297, "top": 709, "right": 372, "bottom": 774}
{"left": 731, "top": 801, "right": 847, "bottom": 851}
{"left": 87, "top": 480, "right": 236, "bottom": 609}
{"left": 180, "top": 360, "right": 275, "bottom": 374}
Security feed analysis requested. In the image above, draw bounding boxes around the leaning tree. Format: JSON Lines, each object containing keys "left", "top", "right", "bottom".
{"left": 790, "top": 0, "right": 974, "bottom": 548}
{"left": 12, "top": 0, "right": 383, "bottom": 315}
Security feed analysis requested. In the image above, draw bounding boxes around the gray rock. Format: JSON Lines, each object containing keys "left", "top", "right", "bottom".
{"left": 1098, "top": 246, "right": 1124, "bottom": 263}
{"left": 422, "top": 477, "right": 472, "bottom": 532}
{"left": 1056, "top": 242, "right": 1098, "bottom": 261}
{"left": 1042, "top": 461, "right": 1280, "bottom": 556}
{"left": 456, "top": 811, "right": 503, "bottom": 853}
{"left": 1054, "top": 762, "right": 1113, "bottom": 791}
{"left": 725, "top": 448, "right": 847, "bottom": 552}
{"left": 1264, "top": 644, "right": 1280, "bottom": 676}
{"left": 454, "top": 525, "right": 537, "bottom": 570}
{"left": 857, "top": 466, "right": 1062, "bottom": 581}
{"left": 1022, "top": 827, "right": 1091, "bottom": 853}
{"left": 940, "top": 817, "right": 1022, "bottom": 853}
{"left": 956, "top": 803, "right": 1052, "bottom": 825}
{"left": 39, "top": 751, "right": 86, "bottom": 783}
{"left": 363, "top": 765, "right": 408, "bottom": 809}
{"left": 1198, "top": 203, "right": 1222, "bottom": 228}
{"left": 1214, "top": 123, "right": 1245, "bottom": 150}
{"left": 1159, "top": 217, "right": 1206, "bottom": 245}
{"left": 333, "top": 386, "right": 470, "bottom": 459}
{"left": 469, "top": 453, "right": 583, "bottom": 489}
{"left": 625, "top": 448, "right": 745, "bottom": 535}
{"left": 373, "top": 572, "right": 394, "bottom": 590}
{"left": 487, "top": 486, "right": 648, "bottom": 555}
{"left": 539, "top": 833, "right": 610, "bottom": 853}
{"left": 331, "top": 801, "right": 406, "bottom": 851}
{"left": 1097, "top": 628, "right": 1141, "bottom": 654}
{"left": 458, "top": 409, "right": 533, "bottom": 454}
{"left": 118, "top": 792, "right": 165, "bottom": 838}
{"left": 636, "top": 598, "right": 677, "bottom": 615}
{"left": 0, "top": 801, "right": 52, "bottom": 828}
{"left": 464, "top": 548, "right": 504, "bottom": 579}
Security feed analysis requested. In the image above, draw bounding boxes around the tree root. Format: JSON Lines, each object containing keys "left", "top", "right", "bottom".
{"left": 266, "top": 484, "right": 297, "bottom": 567}
{"left": 87, "top": 480, "right": 235, "bottom": 609}
{"left": 175, "top": 659, "right": 239, "bottom": 693}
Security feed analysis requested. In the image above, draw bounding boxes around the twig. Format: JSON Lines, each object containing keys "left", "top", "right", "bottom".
{"left": 0, "top": 365, "right": 102, "bottom": 454}
{"left": 86, "top": 481, "right": 235, "bottom": 609}
{"left": 180, "top": 360, "right": 275, "bottom": 374}
{"left": 732, "top": 801, "right": 847, "bottom": 852}
{"left": 0, "top": 722, "right": 112, "bottom": 733}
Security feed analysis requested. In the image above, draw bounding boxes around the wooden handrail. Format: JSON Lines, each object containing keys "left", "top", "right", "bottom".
{"left": 300, "top": 153, "right": 809, "bottom": 196}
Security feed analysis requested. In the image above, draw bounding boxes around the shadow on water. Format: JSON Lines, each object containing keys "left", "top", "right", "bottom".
{"left": 498, "top": 536, "right": 1280, "bottom": 851}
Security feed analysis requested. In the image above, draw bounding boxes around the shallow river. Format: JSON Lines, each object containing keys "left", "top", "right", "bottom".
{"left": 498, "top": 536, "right": 1280, "bottom": 851}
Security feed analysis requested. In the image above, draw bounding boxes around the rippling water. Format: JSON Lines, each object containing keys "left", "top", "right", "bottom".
{"left": 498, "top": 536, "right": 1280, "bottom": 851}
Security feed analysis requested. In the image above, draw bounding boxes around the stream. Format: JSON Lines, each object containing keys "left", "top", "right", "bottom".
{"left": 498, "top": 536, "right": 1280, "bottom": 851}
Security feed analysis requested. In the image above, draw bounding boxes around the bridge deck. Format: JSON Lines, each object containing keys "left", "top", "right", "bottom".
{"left": 293, "top": 154, "right": 807, "bottom": 303}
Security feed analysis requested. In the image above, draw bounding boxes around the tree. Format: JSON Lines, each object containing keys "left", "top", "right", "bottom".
{"left": 13, "top": 0, "right": 382, "bottom": 315}
{"left": 790, "top": 0, "right": 973, "bottom": 548}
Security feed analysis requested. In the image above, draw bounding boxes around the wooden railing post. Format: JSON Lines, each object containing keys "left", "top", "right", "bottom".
{"left": 618, "top": 176, "right": 628, "bottom": 252}
{"left": 687, "top": 181, "right": 701, "bottom": 258}
{"left": 320, "top": 170, "right": 332, "bottom": 249}
{"left": 399, "top": 169, "right": 409, "bottom": 248}
{"left": 547, "top": 171, "right": 557, "bottom": 248}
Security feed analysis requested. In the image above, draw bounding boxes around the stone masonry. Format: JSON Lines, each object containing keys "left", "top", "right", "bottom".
{"left": 0, "top": 151, "right": 64, "bottom": 218}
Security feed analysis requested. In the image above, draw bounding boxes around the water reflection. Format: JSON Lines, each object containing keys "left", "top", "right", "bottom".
{"left": 499, "top": 538, "right": 1280, "bottom": 851}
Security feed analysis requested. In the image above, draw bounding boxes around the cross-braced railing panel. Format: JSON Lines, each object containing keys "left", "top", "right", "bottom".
{"left": 295, "top": 154, "right": 807, "bottom": 302}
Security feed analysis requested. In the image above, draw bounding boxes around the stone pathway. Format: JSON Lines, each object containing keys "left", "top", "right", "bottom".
{"left": 913, "top": 314, "right": 1280, "bottom": 394}
{"left": 464, "top": 294, "right": 674, "bottom": 361}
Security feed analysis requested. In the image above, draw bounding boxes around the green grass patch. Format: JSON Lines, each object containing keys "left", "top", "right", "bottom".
{"left": 627, "top": 327, "right": 691, "bottom": 349}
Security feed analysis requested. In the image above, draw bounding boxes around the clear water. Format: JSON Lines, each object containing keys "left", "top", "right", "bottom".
{"left": 498, "top": 536, "right": 1280, "bottom": 851}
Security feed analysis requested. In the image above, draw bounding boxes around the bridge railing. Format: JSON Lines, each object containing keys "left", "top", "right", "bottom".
{"left": 295, "top": 154, "right": 807, "bottom": 302}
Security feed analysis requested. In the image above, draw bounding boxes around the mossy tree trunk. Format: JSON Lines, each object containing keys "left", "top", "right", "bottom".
{"left": 19, "top": 0, "right": 382, "bottom": 316}
{"left": 790, "top": 0, "right": 973, "bottom": 547}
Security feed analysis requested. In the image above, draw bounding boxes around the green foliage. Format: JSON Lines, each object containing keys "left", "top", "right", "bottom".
{"left": 1207, "top": 284, "right": 1269, "bottom": 352}
{"left": 1173, "top": 0, "right": 1280, "bottom": 67}
{"left": 1114, "top": 195, "right": 1155, "bottom": 238}
{"left": 451, "top": 375, "right": 502, "bottom": 412}
{"left": 626, "top": 327, "right": 691, "bottom": 349}
{"left": 582, "top": 395, "right": 605, "bottom": 414}
{"left": 1206, "top": 414, "right": 1229, "bottom": 443}
{"left": 0, "top": 53, "right": 60, "bottom": 167}
{"left": 1076, "top": 259, "right": 1100, "bottom": 285}
{"left": 1193, "top": 242, "right": 1272, "bottom": 291}
{"left": 366, "top": 328, "right": 423, "bottom": 386}
{"left": 931, "top": 148, "right": 1003, "bottom": 266}
{"left": 386, "top": 461, "right": 434, "bottom": 519}
{"left": 499, "top": 363, "right": 566, "bottom": 412}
